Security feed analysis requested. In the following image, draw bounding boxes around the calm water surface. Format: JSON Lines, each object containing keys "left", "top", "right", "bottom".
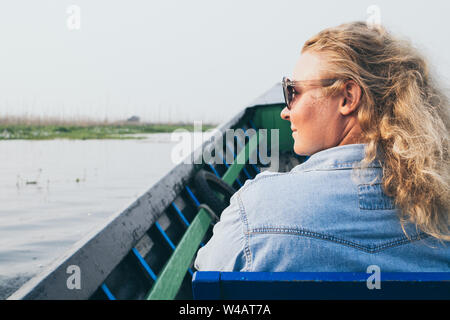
{"left": 0, "top": 133, "right": 190, "bottom": 299}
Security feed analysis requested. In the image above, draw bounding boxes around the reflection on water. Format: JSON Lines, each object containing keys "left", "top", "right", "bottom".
{"left": 0, "top": 133, "right": 186, "bottom": 299}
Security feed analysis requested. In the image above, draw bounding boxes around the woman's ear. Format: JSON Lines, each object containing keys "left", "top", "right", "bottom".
{"left": 339, "top": 80, "right": 361, "bottom": 116}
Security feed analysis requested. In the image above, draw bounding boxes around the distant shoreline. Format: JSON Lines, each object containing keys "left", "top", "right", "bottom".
{"left": 0, "top": 122, "right": 217, "bottom": 140}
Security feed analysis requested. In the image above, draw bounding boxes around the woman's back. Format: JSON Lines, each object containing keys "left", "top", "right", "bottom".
{"left": 195, "top": 144, "right": 449, "bottom": 272}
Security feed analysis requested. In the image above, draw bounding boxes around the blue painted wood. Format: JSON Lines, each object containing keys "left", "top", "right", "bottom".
{"left": 192, "top": 272, "right": 221, "bottom": 300}
{"left": 155, "top": 221, "right": 194, "bottom": 277}
{"left": 185, "top": 186, "right": 200, "bottom": 207}
{"left": 192, "top": 272, "right": 450, "bottom": 300}
{"left": 171, "top": 203, "right": 190, "bottom": 228}
{"left": 101, "top": 284, "right": 116, "bottom": 300}
{"left": 132, "top": 248, "right": 157, "bottom": 281}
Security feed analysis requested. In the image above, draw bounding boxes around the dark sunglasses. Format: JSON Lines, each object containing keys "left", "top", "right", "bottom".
{"left": 282, "top": 76, "right": 339, "bottom": 110}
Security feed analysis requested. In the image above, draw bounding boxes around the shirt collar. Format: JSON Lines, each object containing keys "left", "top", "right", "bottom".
{"left": 292, "top": 144, "right": 382, "bottom": 172}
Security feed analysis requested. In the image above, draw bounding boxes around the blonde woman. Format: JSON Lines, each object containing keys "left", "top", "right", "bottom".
{"left": 195, "top": 22, "right": 449, "bottom": 272}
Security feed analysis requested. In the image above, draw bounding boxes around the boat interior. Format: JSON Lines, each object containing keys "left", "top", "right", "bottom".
{"left": 10, "top": 84, "right": 306, "bottom": 300}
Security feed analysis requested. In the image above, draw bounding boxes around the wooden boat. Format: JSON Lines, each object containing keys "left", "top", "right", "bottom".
{"left": 9, "top": 83, "right": 302, "bottom": 300}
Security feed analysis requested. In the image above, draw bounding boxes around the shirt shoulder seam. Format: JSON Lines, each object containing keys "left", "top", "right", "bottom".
{"left": 236, "top": 193, "right": 253, "bottom": 271}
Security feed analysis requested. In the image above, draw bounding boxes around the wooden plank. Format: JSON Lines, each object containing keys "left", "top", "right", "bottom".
{"left": 146, "top": 209, "right": 212, "bottom": 300}
{"left": 252, "top": 105, "right": 293, "bottom": 152}
{"left": 193, "top": 272, "right": 450, "bottom": 300}
{"left": 191, "top": 271, "right": 221, "bottom": 300}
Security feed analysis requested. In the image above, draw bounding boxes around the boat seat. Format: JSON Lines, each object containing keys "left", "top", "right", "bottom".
{"left": 192, "top": 271, "right": 450, "bottom": 300}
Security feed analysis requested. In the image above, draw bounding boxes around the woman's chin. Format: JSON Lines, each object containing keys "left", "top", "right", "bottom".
{"left": 293, "top": 143, "right": 307, "bottom": 156}
{"left": 294, "top": 140, "right": 318, "bottom": 156}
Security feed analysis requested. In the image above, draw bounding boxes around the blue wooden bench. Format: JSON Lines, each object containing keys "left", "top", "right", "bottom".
{"left": 192, "top": 271, "right": 450, "bottom": 300}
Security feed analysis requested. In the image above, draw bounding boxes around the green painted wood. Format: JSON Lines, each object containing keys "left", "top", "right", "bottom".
{"left": 222, "top": 133, "right": 258, "bottom": 186}
{"left": 146, "top": 208, "right": 212, "bottom": 300}
{"left": 252, "top": 105, "right": 293, "bottom": 152}
{"left": 146, "top": 133, "right": 258, "bottom": 300}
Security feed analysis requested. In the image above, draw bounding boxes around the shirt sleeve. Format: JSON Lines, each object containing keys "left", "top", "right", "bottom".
{"left": 194, "top": 192, "right": 248, "bottom": 271}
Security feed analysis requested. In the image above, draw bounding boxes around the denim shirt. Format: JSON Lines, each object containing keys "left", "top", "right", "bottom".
{"left": 194, "top": 144, "right": 449, "bottom": 272}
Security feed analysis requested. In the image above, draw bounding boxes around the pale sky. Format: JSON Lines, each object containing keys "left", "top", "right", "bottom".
{"left": 0, "top": 0, "right": 449, "bottom": 124}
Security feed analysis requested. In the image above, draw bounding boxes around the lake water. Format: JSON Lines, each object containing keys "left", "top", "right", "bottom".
{"left": 0, "top": 133, "right": 193, "bottom": 299}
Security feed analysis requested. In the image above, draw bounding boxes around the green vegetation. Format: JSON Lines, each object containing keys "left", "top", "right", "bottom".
{"left": 0, "top": 123, "right": 216, "bottom": 140}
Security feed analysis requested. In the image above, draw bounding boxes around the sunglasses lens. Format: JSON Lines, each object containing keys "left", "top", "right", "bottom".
{"left": 282, "top": 78, "right": 292, "bottom": 109}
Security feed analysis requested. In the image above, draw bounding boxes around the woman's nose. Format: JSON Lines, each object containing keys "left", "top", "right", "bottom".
{"left": 280, "top": 106, "right": 290, "bottom": 120}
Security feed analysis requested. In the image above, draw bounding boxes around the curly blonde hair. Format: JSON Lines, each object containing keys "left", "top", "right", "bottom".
{"left": 302, "top": 22, "right": 450, "bottom": 241}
